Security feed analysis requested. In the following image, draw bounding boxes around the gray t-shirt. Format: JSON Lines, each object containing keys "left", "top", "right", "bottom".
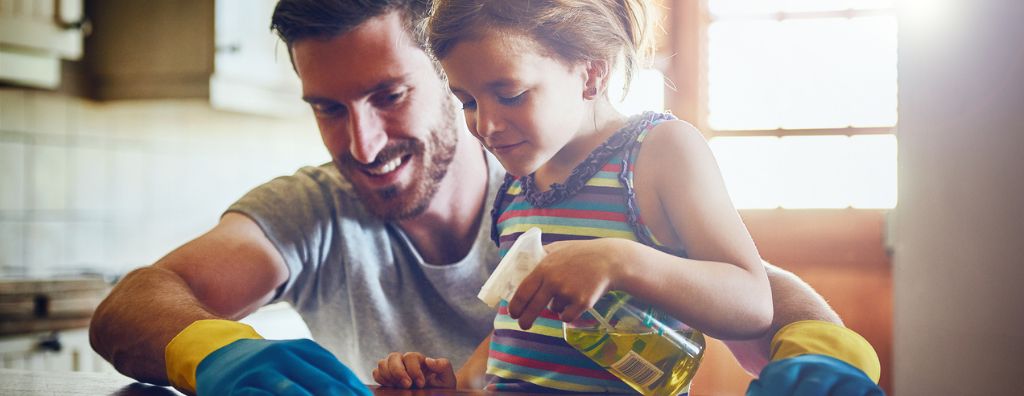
{"left": 226, "top": 154, "right": 502, "bottom": 382}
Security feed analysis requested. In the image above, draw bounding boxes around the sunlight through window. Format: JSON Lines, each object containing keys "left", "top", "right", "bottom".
{"left": 703, "top": 0, "right": 897, "bottom": 209}
{"left": 709, "top": 135, "right": 897, "bottom": 209}
{"left": 610, "top": 68, "right": 667, "bottom": 116}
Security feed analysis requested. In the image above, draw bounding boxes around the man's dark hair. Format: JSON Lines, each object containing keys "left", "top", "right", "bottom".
{"left": 270, "top": 0, "right": 432, "bottom": 51}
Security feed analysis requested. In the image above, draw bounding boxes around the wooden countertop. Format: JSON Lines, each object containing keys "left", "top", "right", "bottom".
{"left": 0, "top": 369, "right": 532, "bottom": 395}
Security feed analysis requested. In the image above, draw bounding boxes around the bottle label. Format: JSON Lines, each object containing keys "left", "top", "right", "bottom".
{"left": 611, "top": 350, "right": 664, "bottom": 389}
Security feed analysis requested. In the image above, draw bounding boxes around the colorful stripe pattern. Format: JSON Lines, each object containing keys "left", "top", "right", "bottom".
{"left": 485, "top": 112, "right": 689, "bottom": 394}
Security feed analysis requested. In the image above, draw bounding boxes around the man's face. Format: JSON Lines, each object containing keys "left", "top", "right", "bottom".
{"left": 292, "top": 12, "right": 460, "bottom": 221}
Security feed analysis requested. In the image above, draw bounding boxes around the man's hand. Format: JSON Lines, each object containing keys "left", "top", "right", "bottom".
{"left": 196, "top": 338, "right": 370, "bottom": 396}
{"left": 165, "top": 319, "right": 368, "bottom": 395}
{"left": 372, "top": 352, "right": 456, "bottom": 389}
{"left": 746, "top": 320, "right": 884, "bottom": 396}
{"left": 747, "top": 354, "right": 884, "bottom": 396}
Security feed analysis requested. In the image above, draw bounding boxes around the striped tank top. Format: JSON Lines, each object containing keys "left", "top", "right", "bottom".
{"left": 485, "top": 112, "right": 690, "bottom": 393}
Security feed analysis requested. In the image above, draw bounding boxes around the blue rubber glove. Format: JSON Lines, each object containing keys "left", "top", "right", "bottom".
{"left": 195, "top": 338, "right": 372, "bottom": 396}
{"left": 747, "top": 354, "right": 885, "bottom": 396}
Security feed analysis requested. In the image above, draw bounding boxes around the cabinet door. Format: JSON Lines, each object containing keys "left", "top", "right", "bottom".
{"left": 0, "top": 0, "right": 84, "bottom": 88}
{"left": 0, "top": 329, "right": 113, "bottom": 372}
{"left": 211, "top": 0, "right": 305, "bottom": 116}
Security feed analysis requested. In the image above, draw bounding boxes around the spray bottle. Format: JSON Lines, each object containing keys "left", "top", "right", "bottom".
{"left": 478, "top": 228, "right": 705, "bottom": 396}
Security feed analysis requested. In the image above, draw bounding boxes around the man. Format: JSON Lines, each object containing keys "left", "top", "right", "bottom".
{"left": 89, "top": 1, "right": 883, "bottom": 395}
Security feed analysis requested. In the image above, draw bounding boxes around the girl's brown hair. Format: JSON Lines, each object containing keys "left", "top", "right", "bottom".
{"left": 427, "top": 0, "right": 653, "bottom": 95}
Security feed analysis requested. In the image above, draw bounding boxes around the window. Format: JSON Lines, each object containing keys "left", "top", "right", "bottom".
{"left": 666, "top": 0, "right": 898, "bottom": 209}
{"left": 610, "top": 68, "right": 667, "bottom": 118}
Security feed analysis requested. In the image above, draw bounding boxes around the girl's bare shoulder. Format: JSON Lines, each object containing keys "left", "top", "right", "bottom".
{"left": 637, "top": 119, "right": 712, "bottom": 164}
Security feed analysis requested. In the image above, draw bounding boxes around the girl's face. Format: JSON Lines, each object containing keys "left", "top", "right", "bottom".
{"left": 441, "top": 30, "right": 592, "bottom": 177}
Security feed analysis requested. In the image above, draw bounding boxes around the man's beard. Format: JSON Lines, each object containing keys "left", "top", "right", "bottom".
{"left": 336, "top": 98, "right": 459, "bottom": 221}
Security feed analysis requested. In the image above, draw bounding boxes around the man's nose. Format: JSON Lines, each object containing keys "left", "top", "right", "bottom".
{"left": 347, "top": 108, "right": 387, "bottom": 164}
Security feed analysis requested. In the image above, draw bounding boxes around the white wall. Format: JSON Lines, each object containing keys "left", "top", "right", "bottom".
{"left": 895, "top": 1, "right": 1024, "bottom": 394}
{"left": 0, "top": 90, "right": 328, "bottom": 277}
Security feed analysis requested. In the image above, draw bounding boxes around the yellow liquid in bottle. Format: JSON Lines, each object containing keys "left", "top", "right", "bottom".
{"left": 565, "top": 328, "right": 705, "bottom": 396}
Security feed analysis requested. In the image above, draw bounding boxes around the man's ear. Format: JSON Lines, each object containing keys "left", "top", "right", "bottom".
{"left": 582, "top": 59, "right": 612, "bottom": 100}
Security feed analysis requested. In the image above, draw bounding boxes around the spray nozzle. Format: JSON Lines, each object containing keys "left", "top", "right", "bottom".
{"left": 478, "top": 227, "right": 546, "bottom": 307}
{"left": 478, "top": 227, "right": 614, "bottom": 332}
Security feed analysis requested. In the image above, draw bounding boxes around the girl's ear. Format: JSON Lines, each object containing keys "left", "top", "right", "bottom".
{"left": 582, "top": 59, "right": 612, "bottom": 100}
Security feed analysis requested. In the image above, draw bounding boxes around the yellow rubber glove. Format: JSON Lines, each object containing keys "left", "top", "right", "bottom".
{"left": 164, "top": 319, "right": 263, "bottom": 393}
{"left": 769, "top": 320, "right": 881, "bottom": 383}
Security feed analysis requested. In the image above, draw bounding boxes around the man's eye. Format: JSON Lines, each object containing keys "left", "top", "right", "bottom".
{"left": 376, "top": 90, "right": 407, "bottom": 107}
{"left": 312, "top": 103, "right": 345, "bottom": 117}
{"left": 498, "top": 91, "right": 526, "bottom": 106}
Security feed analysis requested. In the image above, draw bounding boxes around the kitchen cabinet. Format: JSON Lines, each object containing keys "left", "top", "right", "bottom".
{"left": 0, "top": 328, "right": 113, "bottom": 372}
{"left": 0, "top": 0, "right": 86, "bottom": 88}
{"left": 80, "top": 0, "right": 303, "bottom": 116}
{"left": 82, "top": 0, "right": 214, "bottom": 99}
{"left": 0, "top": 276, "right": 112, "bottom": 373}
{"left": 210, "top": 0, "right": 304, "bottom": 116}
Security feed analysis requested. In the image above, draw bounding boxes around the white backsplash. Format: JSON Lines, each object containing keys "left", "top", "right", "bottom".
{"left": 0, "top": 88, "right": 327, "bottom": 277}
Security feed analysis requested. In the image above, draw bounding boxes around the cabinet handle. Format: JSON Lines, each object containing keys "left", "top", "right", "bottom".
{"left": 217, "top": 43, "right": 243, "bottom": 54}
{"left": 54, "top": 16, "right": 92, "bottom": 35}
{"left": 37, "top": 333, "right": 63, "bottom": 353}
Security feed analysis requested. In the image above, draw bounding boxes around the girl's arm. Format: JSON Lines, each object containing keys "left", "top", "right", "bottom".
{"left": 507, "top": 120, "right": 772, "bottom": 339}
{"left": 455, "top": 333, "right": 491, "bottom": 389}
{"left": 620, "top": 119, "right": 773, "bottom": 339}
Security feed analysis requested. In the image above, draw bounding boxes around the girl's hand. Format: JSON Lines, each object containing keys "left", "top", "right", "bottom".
{"left": 507, "top": 238, "right": 629, "bottom": 329}
{"left": 372, "top": 352, "right": 456, "bottom": 389}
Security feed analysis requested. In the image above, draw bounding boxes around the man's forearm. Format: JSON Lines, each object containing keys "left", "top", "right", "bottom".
{"left": 723, "top": 261, "right": 841, "bottom": 374}
{"left": 89, "top": 266, "right": 219, "bottom": 384}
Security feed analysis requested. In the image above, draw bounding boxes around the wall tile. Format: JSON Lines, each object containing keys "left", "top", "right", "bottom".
{"left": 24, "top": 221, "right": 67, "bottom": 276}
{"left": 148, "top": 150, "right": 184, "bottom": 218}
{"left": 68, "top": 145, "right": 109, "bottom": 213}
{"left": 27, "top": 92, "right": 69, "bottom": 137}
{"left": 0, "top": 141, "right": 26, "bottom": 211}
{"left": 0, "top": 89, "right": 29, "bottom": 132}
{"left": 104, "top": 222, "right": 154, "bottom": 273}
{"left": 8, "top": 94, "right": 333, "bottom": 277}
{"left": 107, "top": 149, "right": 147, "bottom": 219}
{"left": 67, "top": 221, "right": 106, "bottom": 270}
{"left": 106, "top": 100, "right": 187, "bottom": 142}
{"left": 72, "top": 100, "right": 113, "bottom": 138}
{"left": 0, "top": 221, "right": 25, "bottom": 274}
{"left": 29, "top": 144, "right": 68, "bottom": 211}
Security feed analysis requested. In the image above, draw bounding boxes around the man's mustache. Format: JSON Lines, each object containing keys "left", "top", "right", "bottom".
{"left": 337, "top": 140, "right": 423, "bottom": 169}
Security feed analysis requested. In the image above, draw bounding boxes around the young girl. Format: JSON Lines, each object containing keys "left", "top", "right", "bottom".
{"left": 373, "top": 0, "right": 773, "bottom": 392}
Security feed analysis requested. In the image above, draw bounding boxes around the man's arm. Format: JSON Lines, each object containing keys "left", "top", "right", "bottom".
{"left": 89, "top": 213, "right": 288, "bottom": 384}
{"left": 723, "top": 261, "right": 842, "bottom": 375}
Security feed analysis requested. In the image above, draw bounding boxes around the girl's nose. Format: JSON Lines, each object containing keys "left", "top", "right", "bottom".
{"left": 474, "top": 104, "right": 502, "bottom": 138}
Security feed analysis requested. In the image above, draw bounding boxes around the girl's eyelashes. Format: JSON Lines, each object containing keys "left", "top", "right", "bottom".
{"left": 498, "top": 91, "right": 527, "bottom": 106}
{"left": 454, "top": 90, "right": 525, "bottom": 111}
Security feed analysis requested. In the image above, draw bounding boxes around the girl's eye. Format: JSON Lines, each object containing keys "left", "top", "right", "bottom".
{"left": 498, "top": 91, "right": 527, "bottom": 106}
{"left": 461, "top": 99, "right": 477, "bottom": 110}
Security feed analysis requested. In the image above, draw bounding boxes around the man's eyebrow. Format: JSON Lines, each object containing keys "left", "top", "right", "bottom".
{"left": 301, "top": 96, "right": 333, "bottom": 104}
{"left": 301, "top": 73, "right": 415, "bottom": 104}
{"left": 362, "top": 73, "right": 414, "bottom": 95}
